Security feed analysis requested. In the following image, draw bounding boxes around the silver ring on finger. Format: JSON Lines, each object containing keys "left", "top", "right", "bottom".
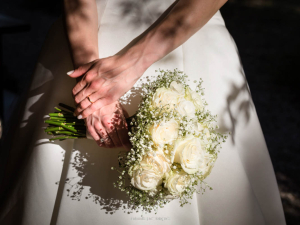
{"left": 100, "top": 137, "right": 109, "bottom": 143}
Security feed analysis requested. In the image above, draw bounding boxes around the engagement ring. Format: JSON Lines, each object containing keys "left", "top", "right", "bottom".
{"left": 100, "top": 137, "right": 109, "bottom": 143}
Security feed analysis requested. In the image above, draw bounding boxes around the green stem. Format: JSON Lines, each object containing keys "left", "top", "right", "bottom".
{"left": 49, "top": 117, "right": 66, "bottom": 120}
{"left": 49, "top": 113, "right": 74, "bottom": 118}
{"left": 45, "top": 127, "right": 63, "bottom": 132}
{"left": 49, "top": 136, "right": 85, "bottom": 141}
{"left": 63, "top": 122, "right": 85, "bottom": 126}
{"left": 49, "top": 117, "right": 77, "bottom": 121}
{"left": 55, "top": 107, "right": 62, "bottom": 112}
{"left": 55, "top": 106, "right": 75, "bottom": 114}
{"left": 44, "top": 121, "right": 79, "bottom": 132}
{"left": 54, "top": 131, "right": 86, "bottom": 136}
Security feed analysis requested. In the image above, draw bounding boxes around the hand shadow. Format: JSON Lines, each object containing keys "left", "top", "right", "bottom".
{"left": 61, "top": 86, "right": 144, "bottom": 215}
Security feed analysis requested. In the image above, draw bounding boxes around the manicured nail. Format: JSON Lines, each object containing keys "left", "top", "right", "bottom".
{"left": 77, "top": 115, "right": 82, "bottom": 119}
{"left": 67, "top": 70, "right": 74, "bottom": 75}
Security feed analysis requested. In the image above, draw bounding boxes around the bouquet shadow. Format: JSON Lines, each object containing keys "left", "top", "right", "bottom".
{"left": 65, "top": 147, "right": 130, "bottom": 214}
{"left": 62, "top": 86, "right": 144, "bottom": 214}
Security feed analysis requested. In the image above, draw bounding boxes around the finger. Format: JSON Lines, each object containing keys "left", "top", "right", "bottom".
{"left": 74, "top": 88, "right": 104, "bottom": 113}
{"left": 115, "top": 108, "right": 132, "bottom": 151}
{"left": 74, "top": 78, "right": 105, "bottom": 104}
{"left": 72, "top": 77, "right": 88, "bottom": 98}
{"left": 77, "top": 97, "right": 113, "bottom": 120}
{"left": 67, "top": 60, "right": 95, "bottom": 78}
{"left": 86, "top": 122, "right": 101, "bottom": 143}
{"left": 102, "top": 114, "right": 122, "bottom": 147}
{"left": 74, "top": 98, "right": 92, "bottom": 116}
{"left": 94, "top": 120, "right": 114, "bottom": 148}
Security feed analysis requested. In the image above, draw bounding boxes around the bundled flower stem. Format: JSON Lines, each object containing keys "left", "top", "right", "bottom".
{"left": 44, "top": 103, "right": 133, "bottom": 141}
{"left": 44, "top": 103, "right": 87, "bottom": 141}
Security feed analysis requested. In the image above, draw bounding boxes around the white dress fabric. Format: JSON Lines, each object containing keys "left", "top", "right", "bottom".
{"left": 0, "top": 0, "right": 286, "bottom": 224}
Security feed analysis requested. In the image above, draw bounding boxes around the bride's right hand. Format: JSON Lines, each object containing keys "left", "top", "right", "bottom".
{"left": 85, "top": 100, "right": 132, "bottom": 151}
{"left": 68, "top": 53, "right": 148, "bottom": 120}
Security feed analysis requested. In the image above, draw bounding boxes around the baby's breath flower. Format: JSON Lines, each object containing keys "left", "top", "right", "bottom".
{"left": 110, "top": 68, "right": 229, "bottom": 213}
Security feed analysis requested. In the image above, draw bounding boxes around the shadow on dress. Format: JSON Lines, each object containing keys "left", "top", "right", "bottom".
{"left": 0, "top": 0, "right": 255, "bottom": 223}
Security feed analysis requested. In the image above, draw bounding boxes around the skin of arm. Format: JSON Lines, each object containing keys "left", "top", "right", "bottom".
{"left": 69, "top": 0, "right": 228, "bottom": 119}
{"left": 63, "top": 0, "right": 99, "bottom": 68}
{"left": 124, "top": 0, "right": 229, "bottom": 69}
{"left": 63, "top": 0, "right": 131, "bottom": 149}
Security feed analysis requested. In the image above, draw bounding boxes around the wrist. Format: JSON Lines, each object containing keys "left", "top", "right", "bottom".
{"left": 121, "top": 33, "right": 171, "bottom": 73}
{"left": 121, "top": 40, "right": 162, "bottom": 72}
{"left": 73, "top": 52, "right": 98, "bottom": 83}
{"left": 73, "top": 52, "right": 99, "bottom": 68}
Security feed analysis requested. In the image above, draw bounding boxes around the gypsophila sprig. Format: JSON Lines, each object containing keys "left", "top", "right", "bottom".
{"left": 112, "top": 68, "right": 230, "bottom": 213}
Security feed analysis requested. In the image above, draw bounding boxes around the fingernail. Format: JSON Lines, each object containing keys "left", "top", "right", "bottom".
{"left": 77, "top": 115, "right": 82, "bottom": 119}
{"left": 67, "top": 70, "right": 74, "bottom": 75}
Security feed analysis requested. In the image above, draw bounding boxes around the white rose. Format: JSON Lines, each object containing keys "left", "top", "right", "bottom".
{"left": 164, "top": 170, "right": 191, "bottom": 197}
{"left": 176, "top": 100, "right": 196, "bottom": 119}
{"left": 172, "top": 135, "right": 213, "bottom": 176}
{"left": 152, "top": 87, "right": 182, "bottom": 110}
{"left": 191, "top": 120, "right": 204, "bottom": 136}
{"left": 170, "top": 81, "right": 185, "bottom": 95}
{"left": 130, "top": 151, "right": 170, "bottom": 191}
{"left": 204, "top": 128, "right": 211, "bottom": 139}
{"left": 185, "top": 87, "right": 204, "bottom": 111}
{"left": 193, "top": 121, "right": 204, "bottom": 132}
{"left": 150, "top": 119, "right": 179, "bottom": 146}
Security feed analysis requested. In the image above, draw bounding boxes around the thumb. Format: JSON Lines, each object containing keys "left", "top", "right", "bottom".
{"left": 66, "top": 60, "right": 95, "bottom": 78}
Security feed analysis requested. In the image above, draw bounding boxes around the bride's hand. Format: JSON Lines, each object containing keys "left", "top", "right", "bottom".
{"left": 85, "top": 100, "right": 132, "bottom": 150}
{"left": 68, "top": 54, "right": 147, "bottom": 119}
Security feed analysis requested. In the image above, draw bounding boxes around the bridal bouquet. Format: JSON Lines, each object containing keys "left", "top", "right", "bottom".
{"left": 44, "top": 69, "right": 229, "bottom": 213}
{"left": 112, "top": 69, "right": 229, "bottom": 212}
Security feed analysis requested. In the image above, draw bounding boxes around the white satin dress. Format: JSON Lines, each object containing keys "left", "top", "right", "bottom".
{"left": 0, "top": 0, "right": 286, "bottom": 224}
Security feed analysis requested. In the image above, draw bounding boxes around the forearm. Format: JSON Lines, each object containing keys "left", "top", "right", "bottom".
{"left": 63, "top": 0, "right": 99, "bottom": 68}
{"left": 123, "top": 0, "right": 228, "bottom": 71}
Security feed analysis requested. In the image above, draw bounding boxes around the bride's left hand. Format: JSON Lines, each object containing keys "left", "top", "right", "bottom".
{"left": 68, "top": 54, "right": 147, "bottom": 119}
{"left": 85, "top": 100, "right": 132, "bottom": 150}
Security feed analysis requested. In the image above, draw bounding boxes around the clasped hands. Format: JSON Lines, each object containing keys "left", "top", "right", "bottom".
{"left": 68, "top": 54, "right": 146, "bottom": 150}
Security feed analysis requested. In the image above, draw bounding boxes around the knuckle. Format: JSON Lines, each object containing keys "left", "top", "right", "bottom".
{"left": 75, "top": 96, "right": 81, "bottom": 104}
{"left": 90, "top": 80, "right": 100, "bottom": 90}
{"left": 72, "top": 88, "right": 77, "bottom": 96}
{"left": 74, "top": 110, "right": 79, "bottom": 116}
{"left": 76, "top": 66, "right": 84, "bottom": 73}
{"left": 103, "top": 117, "right": 112, "bottom": 128}
{"left": 87, "top": 126, "right": 94, "bottom": 134}
{"left": 82, "top": 112, "right": 88, "bottom": 118}
{"left": 94, "top": 121, "right": 102, "bottom": 131}
{"left": 105, "top": 95, "right": 114, "bottom": 103}
{"left": 85, "top": 72, "right": 95, "bottom": 82}
{"left": 78, "top": 65, "right": 85, "bottom": 71}
{"left": 79, "top": 79, "right": 86, "bottom": 88}
{"left": 90, "top": 104, "right": 98, "bottom": 111}
{"left": 79, "top": 102, "right": 85, "bottom": 109}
